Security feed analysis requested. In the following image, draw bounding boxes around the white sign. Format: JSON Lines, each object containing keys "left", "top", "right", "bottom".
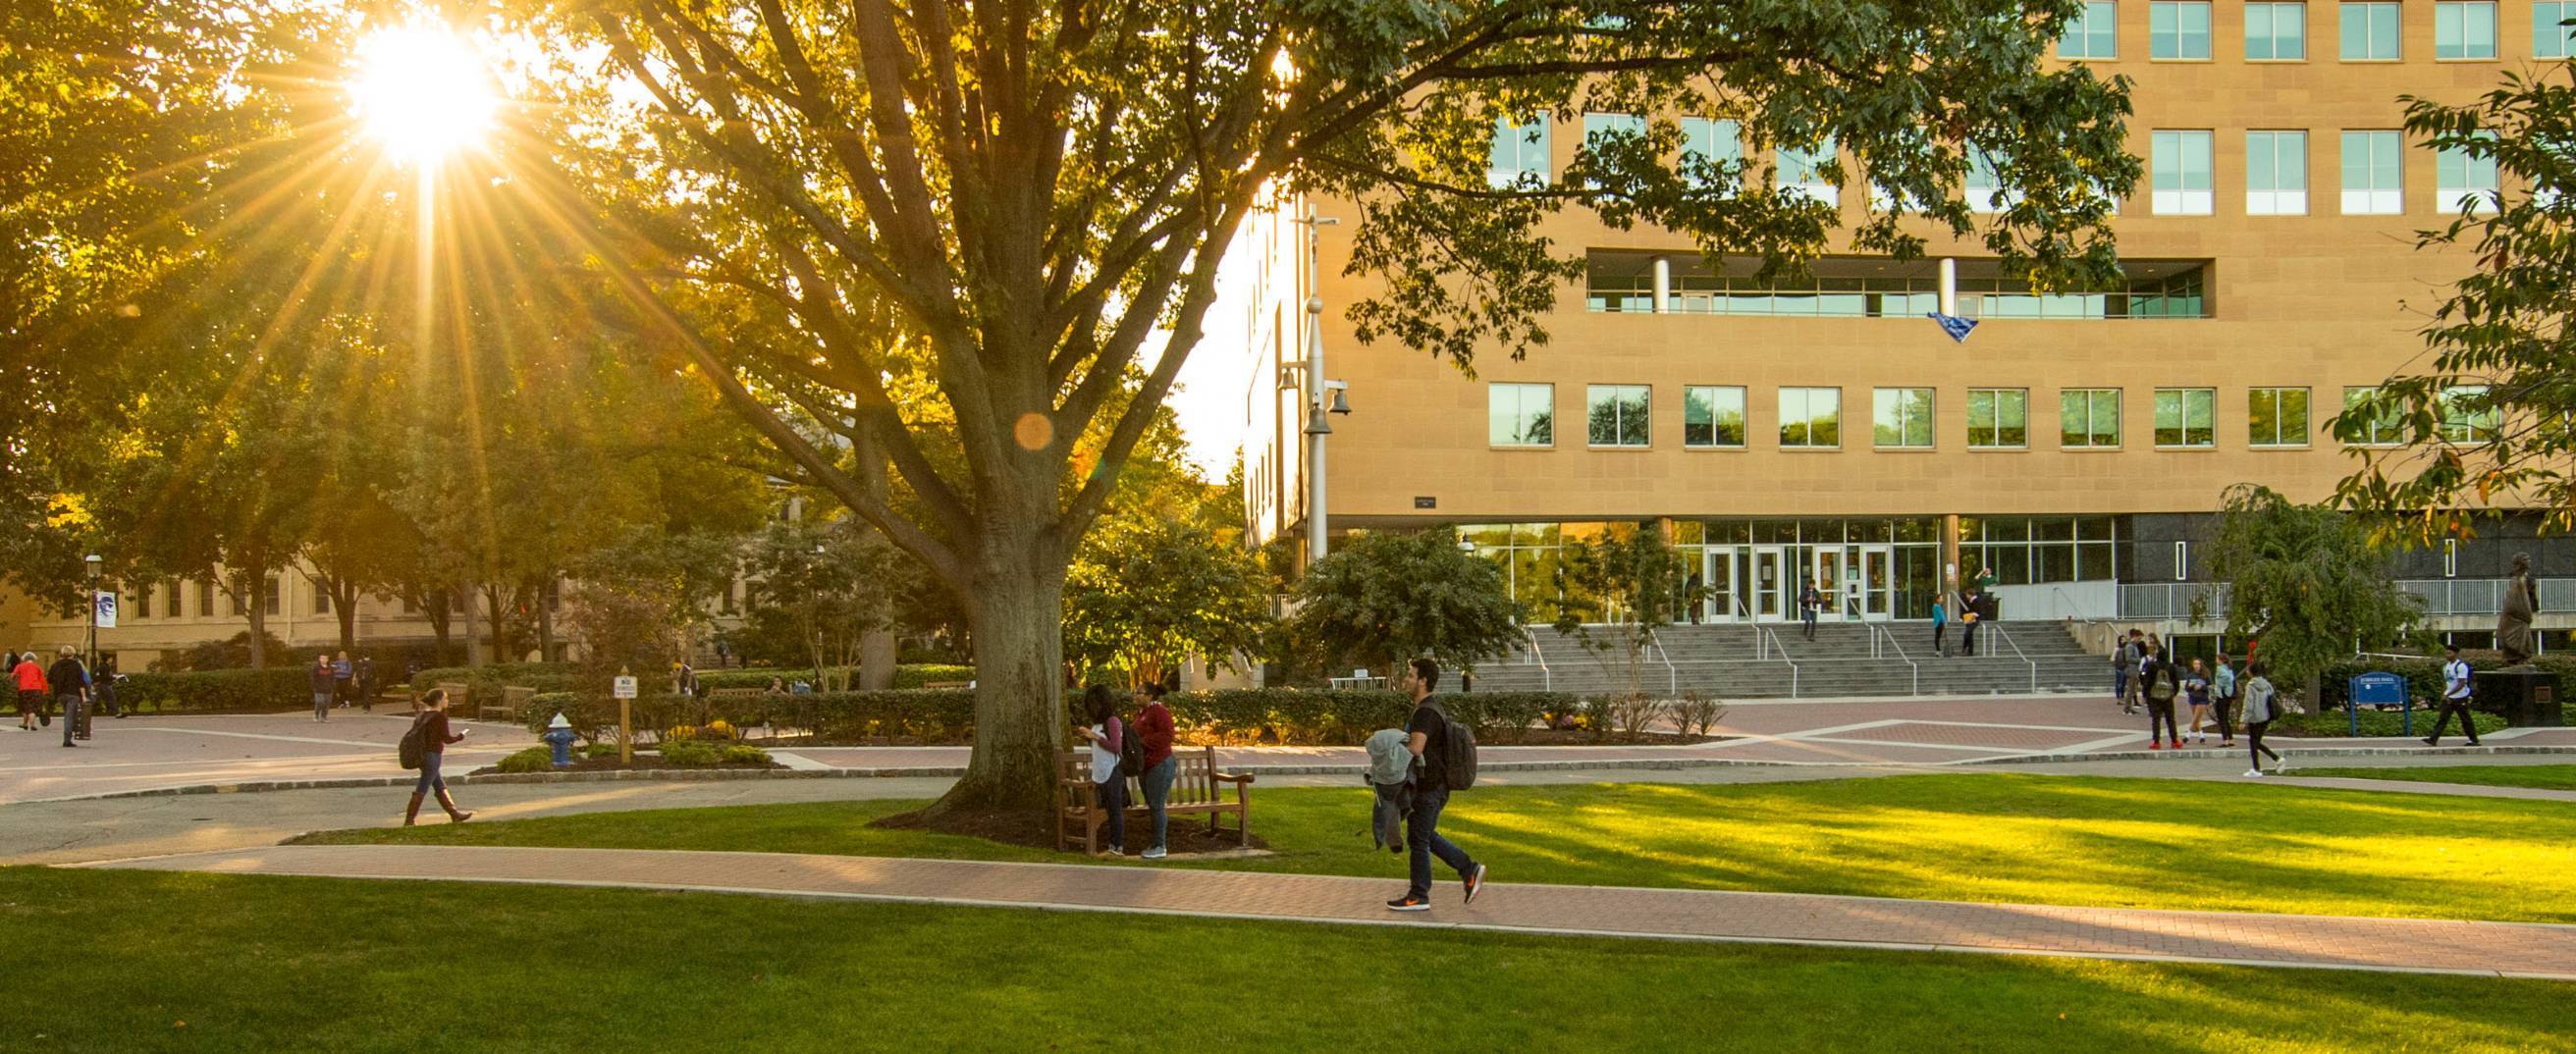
{"left": 93, "top": 591, "right": 118, "bottom": 629}
{"left": 612, "top": 675, "right": 638, "bottom": 700}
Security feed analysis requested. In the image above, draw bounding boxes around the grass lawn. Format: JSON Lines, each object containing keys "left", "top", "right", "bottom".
{"left": 302, "top": 773, "right": 2576, "bottom": 923}
{"left": 2287, "top": 764, "right": 2576, "bottom": 791}
{"left": 1, "top": 867, "right": 2567, "bottom": 1053}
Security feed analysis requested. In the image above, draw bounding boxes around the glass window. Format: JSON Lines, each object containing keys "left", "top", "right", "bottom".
{"left": 2341, "top": 131, "right": 2403, "bottom": 214}
{"left": 2340, "top": 1, "right": 2400, "bottom": 59}
{"left": 2248, "top": 387, "right": 2312, "bottom": 447}
{"left": 2151, "top": 1, "right": 2213, "bottom": 56}
{"left": 1967, "top": 389, "right": 2030, "bottom": 448}
{"left": 2442, "top": 385, "right": 2500, "bottom": 444}
{"left": 1963, "top": 145, "right": 2015, "bottom": 213}
{"left": 1488, "top": 383, "right": 1554, "bottom": 447}
{"left": 1487, "top": 114, "right": 1551, "bottom": 187}
{"left": 2060, "top": 0, "right": 2120, "bottom": 57}
{"left": 1586, "top": 384, "right": 1651, "bottom": 448}
{"left": 2154, "top": 388, "right": 2217, "bottom": 448}
{"left": 1873, "top": 388, "right": 1936, "bottom": 448}
{"left": 264, "top": 578, "right": 282, "bottom": 616}
{"left": 1684, "top": 386, "right": 1747, "bottom": 448}
{"left": 2339, "top": 386, "right": 2406, "bottom": 445}
{"left": 1777, "top": 138, "right": 1838, "bottom": 207}
{"left": 2246, "top": 131, "right": 2309, "bottom": 215}
{"left": 2541, "top": 2, "right": 2576, "bottom": 59}
{"left": 133, "top": 586, "right": 150, "bottom": 619}
{"left": 1680, "top": 118, "right": 1742, "bottom": 191}
{"left": 315, "top": 587, "right": 332, "bottom": 615}
{"left": 2437, "top": 132, "right": 2501, "bottom": 214}
{"left": 1779, "top": 388, "right": 1842, "bottom": 448}
{"left": 2062, "top": 389, "right": 2121, "bottom": 448}
{"left": 2246, "top": 2, "right": 2308, "bottom": 58}
{"left": 197, "top": 581, "right": 214, "bottom": 616}
{"left": 2151, "top": 130, "right": 2215, "bottom": 215}
{"left": 1582, "top": 111, "right": 1645, "bottom": 168}
{"left": 2434, "top": 2, "right": 2497, "bottom": 58}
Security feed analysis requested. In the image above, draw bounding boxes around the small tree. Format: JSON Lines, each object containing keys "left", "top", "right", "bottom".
{"left": 1062, "top": 515, "right": 1273, "bottom": 690}
{"left": 1289, "top": 529, "right": 1522, "bottom": 684}
{"left": 2195, "top": 485, "right": 2424, "bottom": 703}
{"left": 737, "top": 521, "right": 909, "bottom": 691}
{"left": 561, "top": 581, "right": 687, "bottom": 741}
{"left": 1552, "top": 525, "right": 1689, "bottom": 698}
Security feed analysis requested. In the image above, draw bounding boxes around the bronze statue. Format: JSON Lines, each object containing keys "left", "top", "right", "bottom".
{"left": 2498, "top": 552, "right": 2540, "bottom": 666}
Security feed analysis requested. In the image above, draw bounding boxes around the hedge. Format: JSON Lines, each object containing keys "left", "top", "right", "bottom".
{"left": 110, "top": 668, "right": 316, "bottom": 713}
{"left": 517, "top": 686, "right": 1577, "bottom": 747}
{"left": 2316, "top": 653, "right": 2576, "bottom": 712}
{"left": 422, "top": 662, "right": 979, "bottom": 713}
{"left": 2272, "top": 706, "right": 2508, "bottom": 738}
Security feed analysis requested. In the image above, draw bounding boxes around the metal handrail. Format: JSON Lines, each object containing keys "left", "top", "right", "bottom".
{"left": 1757, "top": 625, "right": 1800, "bottom": 696}
{"left": 2048, "top": 586, "right": 2113, "bottom": 623}
{"left": 1648, "top": 626, "right": 1680, "bottom": 694}
{"left": 1986, "top": 622, "right": 2040, "bottom": 692}
{"left": 1872, "top": 623, "right": 1922, "bottom": 696}
{"left": 1521, "top": 626, "right": 1550, "bottom": 692}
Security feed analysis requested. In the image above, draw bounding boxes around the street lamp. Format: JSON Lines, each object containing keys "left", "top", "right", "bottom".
{"left": 82, "top": 553, "right": 102, "bottom": 671}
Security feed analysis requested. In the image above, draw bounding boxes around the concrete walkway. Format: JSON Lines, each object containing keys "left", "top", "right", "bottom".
{"left": 79, "top": 844, "right": 2576, "bottom": 980}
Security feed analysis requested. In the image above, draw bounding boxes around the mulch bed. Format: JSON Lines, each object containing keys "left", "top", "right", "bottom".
{"left": 760, "top": 730, "right": 1727, "bottom": 750}
{"left": 871, "top": 806, "right": 1271, "bottom": 856}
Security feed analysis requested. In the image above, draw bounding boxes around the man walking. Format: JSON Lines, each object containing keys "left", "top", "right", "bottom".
{"left": 2118, "top": 630, "right": 2147, "bottom": 714}
{"left": 1798, "top": 580, "right": 1822, "bottom": 640}
{"left": 2211, "top": 645, "right": 2238, "bottom": 748}
{"left": 1386, "top": 657, "right": 1485, "bottom": 912}
{"left": 48, "top": 646, "right": 87, "bottom": 748}
{"left": 2425, "top": 644, "right": 2483, "bottom": 747}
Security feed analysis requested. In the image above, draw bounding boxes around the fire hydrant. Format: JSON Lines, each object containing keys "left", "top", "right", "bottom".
{"left": 542, "top": 712, "right": 579, "bottom": 769}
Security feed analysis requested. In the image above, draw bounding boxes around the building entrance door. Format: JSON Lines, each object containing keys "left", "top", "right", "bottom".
{"left": 1809, "top": 548, "right": 1850, "bottom": 622}
{"left": 1700, "top": 547, "right": 1744, "bottom": 623}
{"left": 1858, "top": 546, "right": 1894, "bottom": 621}
{"left": 1749, "top": 546, "right": 1788, "bottom": 622}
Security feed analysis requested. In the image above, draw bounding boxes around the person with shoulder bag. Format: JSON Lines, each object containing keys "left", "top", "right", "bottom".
{"left": 2140, "top": 640, "right": 2181, "bottom": 750}
{"left": 2239, "top": 662, "right": 2289, "bottom": 776}
{"left": 1072, "top": 685, "right": 1127, "bottom": 858}
{"left": 402, "top": 688, "right": 474, "bottom": 824}
{"left": 2210, "top": 646, "right": 2239, "bottom": 748}
{"left": 1386, "top": 658, "right": 1485, "bottom": 913}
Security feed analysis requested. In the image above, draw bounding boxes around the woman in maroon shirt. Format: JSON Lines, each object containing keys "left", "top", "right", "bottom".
{"left": 1131, "top": 682, "right": 1177, "bottom": 859}
{"left": 405, "top": 688, "right": 474, "bottom": 825}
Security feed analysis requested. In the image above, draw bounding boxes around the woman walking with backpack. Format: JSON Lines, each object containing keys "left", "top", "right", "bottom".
{"left": 1072, "top": 685, "right": 1126, "bottom": 857}
{"left": 403, "top": 688, "right": 474, "bottom": 824}
{"left": 2240, "top": 662, "right": 2290, "bottom": 777}
{"left": 2139, "top": 640, "right": 2182, "bottom": 749}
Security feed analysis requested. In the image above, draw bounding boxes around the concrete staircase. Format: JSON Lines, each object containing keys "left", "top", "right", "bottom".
{"left": 1469, "top": 621, "right": 2108, "bottom": 699}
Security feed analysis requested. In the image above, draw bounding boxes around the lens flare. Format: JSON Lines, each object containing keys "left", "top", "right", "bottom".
{"left": 349, "top": 24, "right": 496, "bottom": 164}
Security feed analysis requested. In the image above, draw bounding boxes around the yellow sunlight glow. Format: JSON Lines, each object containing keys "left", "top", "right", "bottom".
{"left": 349, "top": 24, "right": 496, "bottom": 164}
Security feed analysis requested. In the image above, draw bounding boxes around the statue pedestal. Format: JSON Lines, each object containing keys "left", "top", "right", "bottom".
{"left": 2473, "top": 669, "right": 2563, "bottom": 728}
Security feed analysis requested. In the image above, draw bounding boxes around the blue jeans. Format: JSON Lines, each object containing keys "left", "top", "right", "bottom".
{"left": 1141, "top": 757, "right": 1178, "bottom": 851}
{"left": 1095, "top": 775, "right": 1127, "bottom": 851}
{"left": 58, "top": 694, "right": 81, "bottom": 745}
{"left": 1406, "top": 783, "right": 1477, "bottom": 898}
{"left": 413, "top": 751, "right": 447, "bottom": 794}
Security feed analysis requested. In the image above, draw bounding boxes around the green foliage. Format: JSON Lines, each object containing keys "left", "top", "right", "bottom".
{"left": 1289, "top": 529, "right": 1523, "bottom": 681}
{"left": 1063, "top": 514, "right": 1274, "bottom": 689}
{"left": 728, "top": 521, "right": 910, "bottom": 688}
{"left": 2334, "top": 63, "right": 2576, "bottom": 535}
{"left": 114, "top": 668, "right": 312, "bottom": 713}
{"left": 492, "top": 747, "right": 557, "bottom": 774}
{"left": 654, "top": 739, "right": 721, "bottom": 766}
{"left": 718, "top": 744, "right": 773, "bottom": 765}
{"left": 1551, "top": 524, "right": 1689, "bottom": 697}
{"left": 2198, "top": 485, "right": 2423, "bottom": 695}
{"left": 2272, "top": 706, "right": 2506, "bottom": 738}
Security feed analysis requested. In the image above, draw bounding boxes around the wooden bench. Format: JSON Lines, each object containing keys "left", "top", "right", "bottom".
{"left": 1054, "top": 745, "right": 1253, "bottom": 855}
{"left": 707, "top": 687, "right": 767, "bottom": 700}
{"left": 487, "top": 685, "right": 535, "bottom": 722}
{"left": 922, "top": 680, "right": 973, "bottom": 690}
{"left": 423, "top": 681, "right": 469, "bottom": 715}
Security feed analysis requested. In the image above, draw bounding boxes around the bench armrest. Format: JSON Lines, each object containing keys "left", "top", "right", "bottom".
{"left": 1210, "top": 770, "right": 1255, "bottom": 785}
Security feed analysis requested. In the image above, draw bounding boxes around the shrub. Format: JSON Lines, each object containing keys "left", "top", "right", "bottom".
{"left": 115, "top": 668, "right": 313, "bottom": 713}
{"left": 1164, "top": 689, "right": 1571, "bottom": 746}
{"left": 717, "top": 744, "right": 772, "bottom": 765}
{"left": 2275, "top": 706, "right": 2508, "bottom": 738}
{"left": 655, "top": 739, "right": 721, "bottom": 766}
{"left": 2317, "top": 654, "right": 2576, "bottom": 714}
{"left": 492, "top": 747, "right": 555, "bottom": 773}
{"left": 1671, "top": 693, "right": 1727, "bottom": 736}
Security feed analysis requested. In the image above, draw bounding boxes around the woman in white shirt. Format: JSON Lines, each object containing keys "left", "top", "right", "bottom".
{"left": 1073, "top": 685, "right": 1127, "bottom": 856}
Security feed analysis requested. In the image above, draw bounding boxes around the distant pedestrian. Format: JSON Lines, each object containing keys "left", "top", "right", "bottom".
{"left": 403, "top": 688, "right": 473, "bottom": 824}
{"left": 2182, "top": 659, "right": 2213, "bottom": 745}
{"left": 1798, "top": 581, "right": 1822, "bottom": 640}
{"left": 2211, "top": 647, "right": 2239, "bottom": 748}
{"left": 11, "top": 650, "right": 43, "bottom": 732}
{"left": 354, "top": 656, "right": 377, "bottom": 711}
{"left": 764, "top": 676, "right": 788, "bottom": 696}
{"left": 1131, "top": 683, "right": 1177, "bottom": 860}
{"left": 1387, "top": 658, "right": 1485, "bottom": 912}
{"left": 2240, "top": 661, "right": 2287, "bottom": 776}
{"left": 2139, "top": 641, "right": 2180, "bottom": 750}
{"left": 332, "top": 651, "right": 354, "bottom": 709}
{"left": 309, "top": 655, "right": 337, "bottom": 722}
{"left": 2110, "top": 630, "right": 2137, "bottom": 710}
{"left": 1931, "top": 599, "right": 1949, "bottom": 657}
{"left": 1684, "top": 572, "right": 1702, "bottom": 624}
{"left": 2118, "top": 629, "right": 2147, "bottom": 714}
{"left": 2424, "top": 644, "right": 2484, "bottom": 747}
{"left": 48, "top": 646, "right": 87, "bottom": 748}
{"left": 1073, "top": 685, "right": 1126, "bottom": 857}
{"left": 1959, "top": 599, "right": 1980, "bottom": 657}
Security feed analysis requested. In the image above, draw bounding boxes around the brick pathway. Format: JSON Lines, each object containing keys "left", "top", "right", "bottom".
{"left": 80, "top": 844, "right": 2576, "bottom": 979}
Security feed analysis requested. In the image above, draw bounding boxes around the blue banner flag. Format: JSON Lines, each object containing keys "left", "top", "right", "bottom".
{"left": 1926, "top": 311, "right": 1978, "bottom": 343}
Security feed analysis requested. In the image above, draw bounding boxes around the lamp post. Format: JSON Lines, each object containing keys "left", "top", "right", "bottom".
{"left": 83, "top": 553, "right": 102, "bottom": 670}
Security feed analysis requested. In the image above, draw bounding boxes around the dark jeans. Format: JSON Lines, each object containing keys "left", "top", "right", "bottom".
{"left": 58, "top": 694, "right": 82, "bottom": 745}
{"left": 2247, "top": 719, "right": 2281, "bottom": 765}
{"left": 1960, "top": 624, "right": 1977, "bottom": 656}
{"left": 2146, "top": 697, "right": 2178, "bottom": 742}
{"left": 1141, "top": 756, "right": 1178, "bottom": 851}
{"left": 2112, "top": 667, "right": 2129, "bottom": 701}
{"left": 2428, "top": 699, "right": 2482, "bottom": 744}
{"left": 413, "top": 750, "right": 448, "bottom": 794}
{"left": 2212, "top": 697, "right": 2235, "bottom": 741}
{"left": 1800, "top": 611, "right": 1816, "bottom": 638}
{"left": 1406, "top": 783, "right": 1477, "bottom": 899}
{"left": 1933, "top": 624, "right": 1947, "bottom": 655}
{"left": 1095, "top": 774, "right": 1127, "bottom": 851}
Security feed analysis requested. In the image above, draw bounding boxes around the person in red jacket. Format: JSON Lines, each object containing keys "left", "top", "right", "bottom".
{"left": 1131, "top": 682, "right": 1178, "bottom": 860}
{"left": 12, "top": 650, "right": 47, "bottom": 732}
{"left": 404, "top": 688, "right": 475, "bottom": 825}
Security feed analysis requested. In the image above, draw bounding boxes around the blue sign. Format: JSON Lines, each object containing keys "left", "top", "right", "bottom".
{"left": 2346, "top": 671, "right": 2412, "bottom": 736}
{"left": 1926, "top": 311, "right": 1979, "bottom": 343}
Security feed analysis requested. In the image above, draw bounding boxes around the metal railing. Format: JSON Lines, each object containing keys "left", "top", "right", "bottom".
{"left": 1984, "top": 622, "right": 2041, "bottom": 692}
{"left": 2117, "top": 582, "right": 2231, "bottom": 622}
{"left": 2049, "top": 586, "right": 2112, "bottom": 623}
{"left": 2397, "top": 578, "right": 2505, "bottom": 616}
{"left": 1520, "top": 626, "right": 1550, "bottom": 692}
{"left": 1759, "top": 625, "right": 1800, "bottom": 696}
{"left": 1870, "top": 623, "right": 1921, "bottom": 696}
{"left": 1648, "top": 627, "right": 1681, "bottom": 694}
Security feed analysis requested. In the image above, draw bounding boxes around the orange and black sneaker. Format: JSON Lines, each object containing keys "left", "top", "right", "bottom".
{"left": 1464, "top": 864, "right": 1488, "bottom": 905}
{"left": 1386, "top": 894, "right": 1430, "bottom": 912}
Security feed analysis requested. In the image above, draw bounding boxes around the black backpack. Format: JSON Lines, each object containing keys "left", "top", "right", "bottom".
{"left": 1115, "top": 716, "right": 1147, "bottom": 779}
{"left": 1432, "top": 703, "right": 1477, "bottom": 791}
{"left": 398, "top": 714, "right": 430, "bottom": 771}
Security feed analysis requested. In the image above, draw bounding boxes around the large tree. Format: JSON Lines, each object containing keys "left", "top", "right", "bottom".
{"left": 2196, "top": 485, "right": 2424, "bottom": 702}
{"left": 453, "top": 0, "right": 2137, "bottom": 814}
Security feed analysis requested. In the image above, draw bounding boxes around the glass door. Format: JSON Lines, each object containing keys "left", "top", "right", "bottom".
{"left": 1860, "top": 546, "right": 1894, "bottom": 621}
{"left": 1751, "top": 546, "right": 1786, "bottom": 621}
{"left": 1701, "top": 547, "right": 1743, "bottom": 623}
{"left": 1810, "top": 548, "right": 1849, "bottom": 622}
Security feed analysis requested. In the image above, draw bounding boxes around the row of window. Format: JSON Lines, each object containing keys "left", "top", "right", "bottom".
{"left": 121, "top": 580, "right": 283, "bottom": 620}
{"left": 2061, "top": 1, "right": 2566, "bottom": 61}
{"left": 1487, "top": 383, "right": 2496, "bottom": 450}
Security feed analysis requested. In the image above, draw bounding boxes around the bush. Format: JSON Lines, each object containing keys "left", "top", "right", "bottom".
{"left": 656, "top": 739, "right": 721, "bottom": 766}
{"left": 2275, "top": 706, "right": 2508, "bottom": 738}
{"left": 519, "top": 688, "right": 979, "bottom": 745}
{"left": 492, "top": 747, "right": 555, "bottom": 773}
{"left": 2317, "top": 653, "right": 2576, "bottom": 715}
{"left": 114, "top": 668, "right": 313, "bottom": 713}
{"left": 1163, "top": 689, "right": 1572, "bottom": 746}
{"left": 718, "top": 744, "right": 772, "bottom": 765}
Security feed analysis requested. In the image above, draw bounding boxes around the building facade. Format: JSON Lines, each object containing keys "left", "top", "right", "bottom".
{"left": 1241, "top": 1, "right": 2573, "bottom": 642}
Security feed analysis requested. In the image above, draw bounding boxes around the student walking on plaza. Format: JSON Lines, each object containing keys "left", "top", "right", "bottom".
{"left": 2210, "top": 646, "right": 2239, "bottom": 748}
{"left": 309, "top": 654, "right": 337, "bottom": 722}
{"left": 2118, "top": 629, "right": 2148, "bottom": 714}
{"left": 1931, "top": 599, "right": 1949, "bottom": 657}
{"left": 332, "top": 651, "right": 354, "bottom": 709}
{"left": 2182, "top": 658, "right": 2214, "bottom": 745}
{"left": 2139, "top": 640, "right": 2181, "bottom": 749}
{"left": 11, "top": 650, "right": 44, "bottom": 732}
{"left": 1073, "top": 685, "right": 1126, "bottom": 857}
{"left": 1131, "top": 682, "right": 1177, "bottom": 860}
{"left": 2110, "top": 631, "right": 2138, "bottom": 712}
{"left": 1387, "top": 658, "right": 1485, "bottom": 912}
{"left": 49, "top": 646, "right": 88, "bottom": 748}
{"left": 403, "top": 688, "right": 473, "bottom": 824}
{"left": 2240, "top": 662, "right": 2288, "bottom": 776}
{"left": 2424, "top": 644, "right": 2484, "bottom": 747}
{"left": 1798, "top": 580, "right": 1822, "bottom": 640}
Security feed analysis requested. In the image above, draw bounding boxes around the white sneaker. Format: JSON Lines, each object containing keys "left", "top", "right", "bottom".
{"left": 1142, "top": 847, "right": 1166, "bottom": 860}
{"left": 2243, "top": 768, "right": 2264, "bottom": 778}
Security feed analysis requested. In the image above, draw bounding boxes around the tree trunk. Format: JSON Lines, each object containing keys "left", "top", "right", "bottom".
{"left": 461, "top": 587, "right": 484, "bottom": 667}
{"left": 242, "top": 574, "right": 269, "bottom": 669}
{"left": 537, "top": 579, "right": 557, "bottom": 663}
{"left": 332, "top": 578, "right": 358, "bottom": 654}
{"left": 923, "top": 544, "right": 1068, "bottom": 816}
{"left": 483, "top": 584, "right": 509, "bottom": 663}
{"left": 423, "top": 591, "right": 453, "bottom": 652}
{"left": 861, "top": 628, "right": 897, "bottom": 691}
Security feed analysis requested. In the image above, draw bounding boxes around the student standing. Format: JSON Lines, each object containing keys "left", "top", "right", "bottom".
{"left": 332, "top": 651, "right": 355, "bottom": 709}
{"left": 309, "top": 655, "right": 337, "bottom": 722}
{"left": 47, "top": 647, "right": 86, "bottom": 748}
{"left": 2211, "top": 647, "right": 2239, "bottom": 748}
{"left": 1131, "top": 683, "right": 1177, "bottom": 860}
{"left": 2424, "top": 644, "right": 2484, "bottom": 747}
{"left": 1931, "top": 599, "right": 1949, "bottom": 658}
{"left": 2240, "top": 662, "right": 2288, "bottom": 776}
{"left": 2182, "top": 659, "right": 2213, "bottom": 745}
{"left": 1798, "top": 581, "right": 1822, "bottom": 640}
{"left": 2139, "top": 641, "right": 2181, "bottom": 749}
{"left": 1073, "top": 685, "right": 1126, "bottom": 857}
{"left": 1959, "top": 599, "right": 1979, "bottom": 657}
{"left": 404, "top": 688, "right": 474, "bottom": 824}
{"left": 1387, "top": 658, "right": 1485, "bottom": 912}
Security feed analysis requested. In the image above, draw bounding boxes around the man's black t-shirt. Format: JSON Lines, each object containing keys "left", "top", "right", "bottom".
{"left": 47, "top": 659, "right": 85, "bottom": 697}
{"left": 1406, "top": 698, "right": 1447, "bottom": 788}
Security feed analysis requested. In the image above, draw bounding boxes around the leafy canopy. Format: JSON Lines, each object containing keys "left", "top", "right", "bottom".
{"left": 2197, "top": 485, "right": 2424, "bottom": 694}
